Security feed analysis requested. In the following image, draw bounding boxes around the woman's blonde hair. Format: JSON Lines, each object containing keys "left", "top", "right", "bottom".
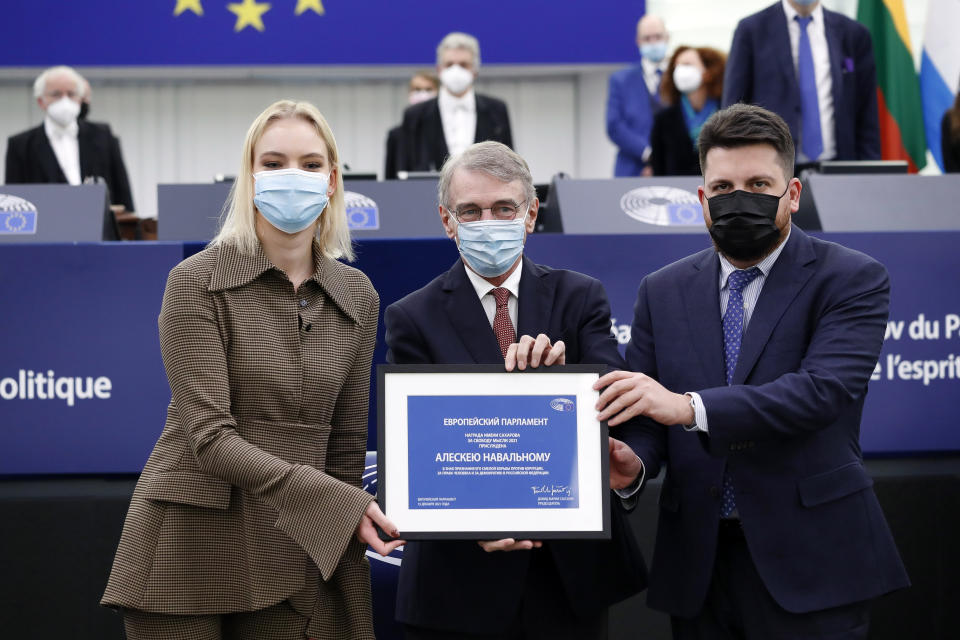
{"left": 211, "top": 99, "right": 353, "bottom": 261}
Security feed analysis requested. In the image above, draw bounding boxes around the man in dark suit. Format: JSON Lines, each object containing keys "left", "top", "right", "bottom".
{"left": 399, "top": 32, "right": 512, "bottom": 173}
{"left": 385, "top": 141, "right": 646, "bottom": 639}
{"left": 385, "top": 71, "right": 438, "bottom": 180}
{"left": 606, "top": 14, "right": 670, "bottom": 176}
{"left": 596, "top": 104, "right": 908, "bottom": 639}
{"left": 5, "top": 65, "right": 135, "bottom": 212}
{"left": 723, "top": 0, "right": 880, "bottom": 162}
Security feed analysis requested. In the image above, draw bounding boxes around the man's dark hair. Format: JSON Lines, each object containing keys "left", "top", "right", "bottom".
{"left": 698, "top": 104, "right": 795, "bottom": 179}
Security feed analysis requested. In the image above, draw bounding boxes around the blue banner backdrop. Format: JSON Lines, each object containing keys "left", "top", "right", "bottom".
{"left": 3, "top": 1, "right": 645, "bottom": 67}
{"left": 1, "top": 232, "right": 958, "bottom": 475}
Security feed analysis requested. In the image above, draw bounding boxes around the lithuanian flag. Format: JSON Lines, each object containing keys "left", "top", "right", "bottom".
{"left": 857, "top": 0, "right": 927, "bottom": 171}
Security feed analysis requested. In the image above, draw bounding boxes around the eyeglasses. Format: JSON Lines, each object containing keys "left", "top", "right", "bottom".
{"left": 451, "top": 200, "right": 527, "bottom": 223}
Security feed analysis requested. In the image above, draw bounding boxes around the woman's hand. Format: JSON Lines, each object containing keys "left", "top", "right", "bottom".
{"left": 357, "top": 501, "right": 406, "bottom": 556}
{"left": 356, "top": 501, "right": 405, "bottom": 556}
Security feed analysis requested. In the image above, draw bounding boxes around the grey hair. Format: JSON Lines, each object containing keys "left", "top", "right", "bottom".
{"left": 436, "top": 32, "right": 481, "bottom": 70}
{"left": 438, "top": 141, "right": 536, "bottom": 210}
{"left": 33, "top": 66, "right": 84, "bottom": 100}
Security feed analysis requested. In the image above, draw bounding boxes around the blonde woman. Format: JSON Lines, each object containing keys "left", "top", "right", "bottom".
{"left": 102, "top": 100, "right": 402, "bottom": 640}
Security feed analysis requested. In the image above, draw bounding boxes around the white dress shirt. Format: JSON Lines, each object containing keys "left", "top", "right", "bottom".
{"left": 44, "top": 115, "right": 82, "bottom": 186}
{"left": 687, "top": 227, "right": 792, "bottom": 432}
{"left": 438, "top": 87, "right": 477, "bottom": 159}
{"left": 463, "top": 259, "right": 521, "bottom": 333}
{"left": 641, "top": 57, "right": 666, "bottom": 98}
{"left": 782, "top": 0, "right": 836, "bottom": 161}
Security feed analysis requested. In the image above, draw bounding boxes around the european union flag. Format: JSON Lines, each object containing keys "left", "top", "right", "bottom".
{"left": 347, "top": 206, "right": 379, "bottom": 230}
{"left": 0, "top": 210, "right": 37, "bottom": 234}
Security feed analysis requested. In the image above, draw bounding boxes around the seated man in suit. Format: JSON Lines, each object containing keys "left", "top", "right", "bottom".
{"left": 399, "top": 33, "right": 512, "bottom": 172}
{"left": 723, "top": 0, "right": 880, "bottom": 163}
{"left": 5, "top": 65, "right": 135, "bottom": 213}
{"left": 606, "top": 14, "right": 670, "bottom": 176}
{"left": 385, "top": 141, "right": 647, "bottom": 640}
{"left": 384, "top": 71, "right": 439, "bottom": 180}
{"left": 596, "top": 104, "right": 908, "bottom": 639}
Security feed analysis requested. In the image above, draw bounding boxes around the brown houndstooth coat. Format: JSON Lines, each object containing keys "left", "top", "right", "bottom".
{"left": 102, "top": 240, "right": 379, "bottom": 639}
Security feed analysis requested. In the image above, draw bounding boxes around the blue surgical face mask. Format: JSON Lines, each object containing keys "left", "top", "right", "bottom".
{"left": 253, "top": 168, "right": 330, "bottom": 234}
{"left": 792, "top": 0, "right": 817, "bottom": 5}
{"left": 455, "top": 213, "right": 528, "bottom": 278}
{"left": 640, "top": 41, "right": 668, "bottom": 63}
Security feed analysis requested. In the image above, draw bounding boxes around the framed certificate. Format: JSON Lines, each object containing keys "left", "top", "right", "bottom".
{"left": 377, "top": 364, "right": 610, "bottom": 540}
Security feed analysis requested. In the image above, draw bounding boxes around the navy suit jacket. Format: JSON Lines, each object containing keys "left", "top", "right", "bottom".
{"left": 620, "top": 226, "right": 908, "bottom": 618}
{"left": 5, "top": 121, "right": 135, "bottom": 211}
{"left": 607, "top": 62, "right": 661, "bottom": 176}
{"left": 399, "top": 93, "right": 512, "bottom": 173}
{"left": 385, "top": 257, "right": 647, "bottom": 633}
{"left": 722, "top": 2, "right": 880, "bottom": 161}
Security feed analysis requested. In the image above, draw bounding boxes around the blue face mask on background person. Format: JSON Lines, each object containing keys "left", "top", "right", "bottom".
{"left": 456, "top": 213, "right": 528, "bottom": 278}
{"left": 640, "top": 41, "right": 668, "bottom": 63}
{"left": 253, "top": 168, "right": 330, "bottom": 234}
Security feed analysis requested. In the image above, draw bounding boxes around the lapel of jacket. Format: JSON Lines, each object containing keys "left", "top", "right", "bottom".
{"left": 427, "top": 99, "right": 449, "bottom": 170}
{"left": 822, "top": 8, "right": 846, "bottom": 131}
{"left": 473, "top": 94, "right": 490, "bottom": 143}
{"left": 442, "top": 259, "right": 504, "bottom": 364}
{"left": 77, "top": 121, "right": 94, "bottom": 180}
{"left": 683, "top": 249, "right": 727, "bottom": 388}
{"left": 734, "top": 226, "right": 816, "bottom": 384}
{"left": 515, "top": 257, "right": 554, "bottom": 340}
{"left": 33, "top": 125, "right": 67, "bottom": 182}
{"left": 771, "top": 3, "right": 800, "bottom": 90}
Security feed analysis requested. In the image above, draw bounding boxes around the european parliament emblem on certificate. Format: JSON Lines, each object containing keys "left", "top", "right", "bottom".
{"left": 377, "top": 364, "right": 610, "bottom": 540}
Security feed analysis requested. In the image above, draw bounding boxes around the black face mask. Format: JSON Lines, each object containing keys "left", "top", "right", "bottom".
{"left": 79, "top": 102, "right": 90, "bottom": 120}
{"left": 706, "top": 187, "right": 788, "bottom": 262}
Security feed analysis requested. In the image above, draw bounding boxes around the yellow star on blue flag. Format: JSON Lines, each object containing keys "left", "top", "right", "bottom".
{"left": 228, "top": 0, "right": 271, "bottom": 32}
{"left": 295, "top": 0, "right": 324, "bottom": 16}
{"left": 173, "top": 0, "right": 203, "bottom": 16}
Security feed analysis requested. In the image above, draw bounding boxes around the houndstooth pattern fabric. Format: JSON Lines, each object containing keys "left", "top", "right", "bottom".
{"left": 492, "top": 287, "right": 515, "bottom": 358}
{"left": 123, "top": 599, "right": 309, "bottom": 640}
{"left": 102, "top": 241, "right": 378, "bottom": 639}
{"left": 720, "top": 267, "right": 760, "bottom": 518}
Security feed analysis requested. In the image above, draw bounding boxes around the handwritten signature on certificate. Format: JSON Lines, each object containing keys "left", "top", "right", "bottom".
{"left": 530, "top": 483, "right": 572, "bottom": 497}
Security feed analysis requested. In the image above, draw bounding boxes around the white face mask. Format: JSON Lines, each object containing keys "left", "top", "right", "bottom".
{"left": 673, "top": 64, "right": 703, "bottom": 94}
{"left": 440, "top": 64, "right": 474, "bottom": 96}
{"left": 47, "top": 96, "right": 80, "bottom": 128}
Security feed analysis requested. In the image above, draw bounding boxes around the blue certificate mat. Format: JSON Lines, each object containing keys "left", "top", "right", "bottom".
{"left": 378, "top": 365, "right": 610, "bottom": 540}
{"left": 407, "top": 394, "right": 580, "bottom": 510}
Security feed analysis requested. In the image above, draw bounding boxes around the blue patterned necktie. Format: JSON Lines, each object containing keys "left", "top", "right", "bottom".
{"left": 795, "top": 15, "right": 823, "bottom": 160}
{"left": 720, "top": 267, "right": 761, "bottom": 518}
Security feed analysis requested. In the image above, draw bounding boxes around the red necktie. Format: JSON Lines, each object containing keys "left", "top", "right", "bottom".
{"left": 492, "top": 287, "right": 515, "bottom": 359}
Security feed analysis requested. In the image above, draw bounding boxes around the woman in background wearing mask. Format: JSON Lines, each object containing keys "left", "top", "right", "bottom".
{"left": 648, "top": 46, "right": 726, "bottom": 176}
{"left": 941, "top": 77, "right": 960, "bottom": 173}
{"left": 102, "top": 99, "right": 403, "bottom": 640}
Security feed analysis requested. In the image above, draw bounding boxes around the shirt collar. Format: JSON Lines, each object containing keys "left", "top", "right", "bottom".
{"left": 209, "top": 240, "right": 361, "bottom": 323}
{"left": 719, "top": 226, "right": 791, "bottom": 289}
{"left": 641, "top": 57, "right": 666, "bottom": 76}
{"left": 781, "top": 0, "right": 824, "bottom": 24}
{"left": 439, "top": 86, "right": 476, "bottom": 112}
{"left": 463, "top": 257, "right": 523, "bottom": 302}
{"left": 44, "top": 115, "right": 78, "bottom": 140}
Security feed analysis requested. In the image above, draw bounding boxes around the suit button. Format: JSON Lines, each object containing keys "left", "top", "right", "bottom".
{"left": 709, "top": 486, "right": 720, "bottom": 499}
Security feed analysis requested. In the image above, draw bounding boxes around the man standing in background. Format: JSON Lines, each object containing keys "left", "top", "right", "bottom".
{"left": 607, "top": 14, "right": 670, "bottom": 176}
{"left": 5, "top": 65, "right": 135, "bottom": 213}
{"left": 385, "top": 71, "right": 439, "bottom": 179}
{"left": 400, "top": 33, "right": 513, "bottom": 173}
{"left": 723, "top": 0, "right": 881, "bottom": 163}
